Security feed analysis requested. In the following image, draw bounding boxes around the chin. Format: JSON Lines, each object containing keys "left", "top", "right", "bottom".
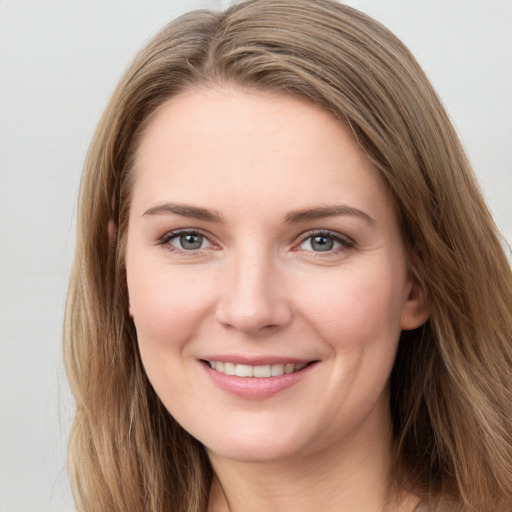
{"left": 195, "top": 420, "right": 319, "bottom": 465}
{"left": 206, "top": 440, "right": 303, "bottom": 464}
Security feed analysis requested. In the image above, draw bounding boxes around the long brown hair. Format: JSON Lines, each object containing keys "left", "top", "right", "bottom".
{"left": 64, "top": 1, "right": 512, "bottom": 510}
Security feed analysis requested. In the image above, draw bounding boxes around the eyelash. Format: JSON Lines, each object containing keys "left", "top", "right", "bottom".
{"left": 157, "top": 229, "right": 355, "bottom": 255}
{"left": 158, "top": 229, "right": 215, "bottom": 254}
{"left": 295, "top": 230, "right": 355, "bottom": 255}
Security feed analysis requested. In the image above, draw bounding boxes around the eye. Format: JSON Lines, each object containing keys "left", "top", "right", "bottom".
{"left": 161, "top": 231, "right": 213, "bottom": 252}
{"left": 297, "top": 231, "right": 354, "bottom": 253}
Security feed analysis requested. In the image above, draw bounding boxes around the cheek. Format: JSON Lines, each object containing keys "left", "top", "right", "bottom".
{"left": 127, "top": 262, "right": 216, "bottom": 355}
{"left": 297, "top": 265, "right": 407, "bottom": 349}
{"left": 127, "top": 265, "right": 217, "bottom": 410}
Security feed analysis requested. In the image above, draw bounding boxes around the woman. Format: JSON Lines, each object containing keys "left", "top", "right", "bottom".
{"left": 64, "top": 1, "right": 512, "bottom": 511}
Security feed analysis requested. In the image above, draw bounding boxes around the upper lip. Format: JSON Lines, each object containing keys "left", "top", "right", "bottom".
{"left": 199, "top": 355, "right": 316, "bottom": 366}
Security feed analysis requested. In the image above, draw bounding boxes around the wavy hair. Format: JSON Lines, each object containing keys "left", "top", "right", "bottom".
{"left": 64, "top": 1, "right": 512, "bottom": 510}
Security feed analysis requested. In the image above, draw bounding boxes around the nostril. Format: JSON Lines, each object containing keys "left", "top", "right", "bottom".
{"left": 216, "top": 307, "right": 290, "bottom": 335}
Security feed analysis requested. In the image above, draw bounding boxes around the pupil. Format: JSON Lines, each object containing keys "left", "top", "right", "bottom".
{"left": 312, "top": 235, "right": 333, "bottom": 251}
{"left": 180, "top": 233, "right": 202, "bottom": 250}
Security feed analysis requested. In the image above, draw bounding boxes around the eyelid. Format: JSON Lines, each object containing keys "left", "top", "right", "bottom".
{"left": 294, "top": 229, "right": 355, "bottom": 252}
{"left": 156, "top": 227, "right": 354, "bottom": 255}
{"left": 157, "top": 228, "right": 220, "bottom": 253}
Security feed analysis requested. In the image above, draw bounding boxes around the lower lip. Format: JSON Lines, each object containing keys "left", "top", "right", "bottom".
{"left": 201, "top": 362, "right": 316, "bottom": 400}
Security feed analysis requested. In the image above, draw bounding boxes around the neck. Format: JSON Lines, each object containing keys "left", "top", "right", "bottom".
{"left": 207, "top": 407, "right": 419, "bottom": 512}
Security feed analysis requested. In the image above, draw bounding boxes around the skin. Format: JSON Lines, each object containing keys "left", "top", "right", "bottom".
{"left": 125, "top": 87, "right": 428, "bottom": 512}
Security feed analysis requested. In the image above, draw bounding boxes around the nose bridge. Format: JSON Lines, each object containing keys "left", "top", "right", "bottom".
{"left": 216, "top": 242, "right": 291, "bottom": 334}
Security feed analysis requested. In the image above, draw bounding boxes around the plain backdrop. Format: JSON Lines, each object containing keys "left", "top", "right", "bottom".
{"left": 0, "top": 1, "right": 510, "bottom": 510}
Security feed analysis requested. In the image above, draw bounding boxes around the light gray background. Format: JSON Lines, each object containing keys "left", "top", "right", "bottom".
{"left": 1, "top": 1, "right": 510, "bottom": 510}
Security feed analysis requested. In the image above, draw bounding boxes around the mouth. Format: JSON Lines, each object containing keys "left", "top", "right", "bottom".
{"left": 200, "top": 358, "right": 317, "bottom": 399}
{"left": 202, "top": 360, "right": 311, "bottom": 377}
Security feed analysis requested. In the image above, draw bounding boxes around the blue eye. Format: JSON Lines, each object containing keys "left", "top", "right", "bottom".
{"left": 166, "top": 232, "right": 212, "bottom": 251}
{"left": 298, "top": 232, "right": 353, "bottom": 252}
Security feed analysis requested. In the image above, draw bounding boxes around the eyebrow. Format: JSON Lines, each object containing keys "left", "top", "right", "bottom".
{"left": 142, "top": 203, "right": 223, "bottom": 222}
{"left": 284, "top": 205, "right": 375, "bottom": 226}
{"left": 142, "top": 202, "right": 375, "bottom": 226}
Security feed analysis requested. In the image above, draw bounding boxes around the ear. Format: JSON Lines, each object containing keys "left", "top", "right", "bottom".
{"left": 400, "top": 273, "right": 430, "bottom": 331}
{"left": 108, "top": 218, "right": 117, "bottom": 250}
{"left": 127, "top": 277, "right": 134, "bottom": 318}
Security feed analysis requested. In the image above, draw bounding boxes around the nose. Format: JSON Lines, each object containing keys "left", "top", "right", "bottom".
{"left": 215, "top": 247, "right": 293, "bottom": 336}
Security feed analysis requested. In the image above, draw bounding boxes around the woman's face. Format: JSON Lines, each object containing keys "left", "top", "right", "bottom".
{"left": 125, "top": 88, "right": 427, "bottom": 463}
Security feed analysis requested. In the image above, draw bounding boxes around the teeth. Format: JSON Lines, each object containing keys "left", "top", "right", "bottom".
{"left": 208, "top": 361, "right": 308, "bottom": 377}
{"left": 271, "top": 364, "right": 284, "bottom": 376}
{"left": 254, "top": 365, "right": 271, "bottom": 378}
{"left": 224, "top": 362, "right": 236, "bottom": 375}
{"left": 235, "top": 364, "right": 253, "bottom": 377}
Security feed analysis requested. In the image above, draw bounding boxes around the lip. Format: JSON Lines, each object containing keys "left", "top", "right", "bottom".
{"left": 199, "top": 356, "right": 317, "bottom": 400}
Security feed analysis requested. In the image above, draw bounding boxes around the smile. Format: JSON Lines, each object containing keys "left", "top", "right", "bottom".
{"left": 206, "top": 361, "right": 308, "bottom": 377}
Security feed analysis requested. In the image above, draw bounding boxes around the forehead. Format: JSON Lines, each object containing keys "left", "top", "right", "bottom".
{"left": 130, "top": 87, "right": 392, "bottom": 222}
